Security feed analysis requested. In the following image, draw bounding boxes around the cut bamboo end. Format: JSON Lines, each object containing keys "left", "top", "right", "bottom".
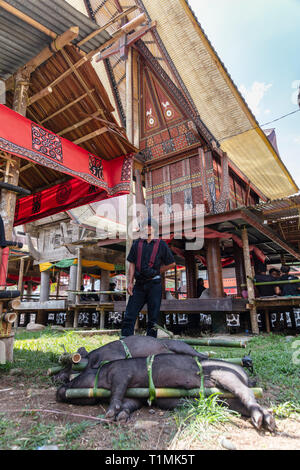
{"left": 0, "top": 312, "right": 17, "bottom": 324}
{"left": 72, "top": 353, "right": 82, "bottom": 364}
{"left": 65, "top": 387, "right": 263, "bottom": 400}
{"left": 8, "top": 299, "right": 21, "bottom": 309}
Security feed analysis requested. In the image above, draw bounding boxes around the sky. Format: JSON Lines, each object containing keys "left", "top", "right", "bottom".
{"left": 188, "top": 0, "right": 300, "bottom": 189}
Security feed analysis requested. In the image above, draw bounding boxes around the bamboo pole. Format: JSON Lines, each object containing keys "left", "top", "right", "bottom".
{"left": 178, "top": 338, "right": 247, "bottom": 348}
{"left": 66, "top": 387, "right": 263, "bottom": 400}
{"left": 46, "top": 356, "right": 246, "bottom": 377}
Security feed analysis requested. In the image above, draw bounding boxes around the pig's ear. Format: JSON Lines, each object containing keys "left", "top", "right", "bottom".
{"left": 77, "top": 347, "right": 88, "bottom": 358}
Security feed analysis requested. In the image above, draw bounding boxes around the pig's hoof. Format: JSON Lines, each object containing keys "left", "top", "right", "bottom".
{"left": 250, "top": 406, "right": 264, "bottom": 430}
{"left": 116, "top": 410, "right": 129, "bottom": 423}
{"left": 263, "top": 410, "right": 276, "bottom": 432}
{"left": 105, "top": 403, "right": 122, "bottom": 420}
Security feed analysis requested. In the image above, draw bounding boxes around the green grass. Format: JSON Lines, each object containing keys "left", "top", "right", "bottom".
{"left": 0, "top": 327, "right": 117, "bottom": 382}
{"left": 0, "top": 414, "right": 98, "bottom": 450}
{"left": 193, "top": 333, "right": 300, "bottom": 407}
{"left": 0, "top": 329, "right": 299, "bottom": 449}
{"left": 170, "top": 391, "right": 239, "bottom": 448}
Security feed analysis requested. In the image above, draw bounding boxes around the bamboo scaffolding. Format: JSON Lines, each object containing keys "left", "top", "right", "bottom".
{"left": 65, "top": 387, "right": 263, "bottom": 400}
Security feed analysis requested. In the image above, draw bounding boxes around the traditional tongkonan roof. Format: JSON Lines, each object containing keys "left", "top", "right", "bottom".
{"left": 82, "top": 0, "right": 298, "bottom": 200}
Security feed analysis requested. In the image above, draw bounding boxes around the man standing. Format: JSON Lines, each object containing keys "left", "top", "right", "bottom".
{"left": 121, "top": 217, "right": 175, "bottom": 338}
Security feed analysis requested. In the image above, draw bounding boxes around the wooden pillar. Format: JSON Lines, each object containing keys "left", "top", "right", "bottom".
{"left": 125, "top": 47, "right": 134, "bottom": 304}
{"left": 100, "top": 269, "right": 110, "bottom": 330}
{"left": 75, "top": 248, "right": 82, "bottom": 306}
{"left": 56, "top": 270, "right": 61, "bottom": 299}
{"left": 100, "top": 269, "right": 110, "bottom": 302}
{"left": 68, "top": 264, "right": 77, "bottom": 304}
{"left": 174, "top": 265, "right": 179, "bottom": 299}
{"left": 17, "top": 257, "right": 25, "bottom": 299}
{"left": 185, "top": 251, "right": 197, "bottom": 298}
{"left": 233, "top": 241, "right": 251, "bottom": 331}
{"left": 233, "top": 241, "right": 246, "bottom": 297}
{"left": 40, "top": 270, "right": 50, "bottom": 302}
{"left": 135, "top": 168, "right": 147, "bottom": 225}
{"left": 205, "top": 238, "right": 227, "bottom": 333}
{"left": 206, "top": 239, "right": 224, "bottom": 297}
{"left": 73, "top": 248, "right": 82, "bottom": 328}
{"left": 26, "top": 281, "right": 33, "bottom": 298}
{"left": 36, "top": 270, "right": 50, "bottom": 325}
{"left": 0, "top": 68, "right": 31, "bottom": 286}
{"left": 241, "top": 227, "right": 259, "bottom": 335}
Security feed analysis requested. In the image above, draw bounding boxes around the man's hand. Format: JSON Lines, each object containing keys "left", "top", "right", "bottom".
{"left": 160, "top": 262, "right": 176, "bottom": 275}
{"left": 127, "top": 282, "right": 134, "bottom": 296}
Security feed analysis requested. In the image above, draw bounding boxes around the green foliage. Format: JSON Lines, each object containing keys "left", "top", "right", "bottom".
{"left": 0, "top": 414, "right": 97, "bottom": 450}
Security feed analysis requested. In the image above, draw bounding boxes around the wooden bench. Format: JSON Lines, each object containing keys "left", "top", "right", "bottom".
{"left": 113, "top": 298, "right": 248, "bottom": 314}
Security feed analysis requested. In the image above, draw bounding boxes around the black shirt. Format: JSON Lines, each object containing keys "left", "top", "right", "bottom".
{"left": 280, "top": 274, "right": 300, "bottom": 296}
{"left": 255, "top": 274, "right": 276, "bottom": 297}
{"left": 127, "top": 238, "right": 175, "bottom": 281}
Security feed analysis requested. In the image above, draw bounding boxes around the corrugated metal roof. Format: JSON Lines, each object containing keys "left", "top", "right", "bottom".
{"left": 0, "top": 0, "right": 111, "bottom": 79}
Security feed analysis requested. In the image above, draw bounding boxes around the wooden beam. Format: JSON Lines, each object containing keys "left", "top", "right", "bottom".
{"left": 40, "top": 90, "right": 95, "bottom": 124}
{"left": 58, "top": 110, "right": 102, "bottom": 136}
{"left": 60, "top": 48, "right": 104, "bottom": 117}
{"left": 28, "top": 86, "right": 53, "bottom": 106}
{"left": 77, "top": 5, "right": 139, "bottom": 47}
{"left": 0, "top": 0, "right": 57, "bottom": 38}
{"left": 96, "top": 21, "right": 157, "bottom": 61}
{"left": 72, "top": 127, "right": 108, "bottom": 145}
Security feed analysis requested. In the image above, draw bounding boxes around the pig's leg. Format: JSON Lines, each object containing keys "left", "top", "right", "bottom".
{"left": 105, "top": 371, "right": 133, "bottom": 419}
{"left": 116, "top": 398, "right": 143, "bottom": 422}
{"left": 161, "top": 340, "right": 208, "bottom": 360}
{"left": 211, "top": 369, "right": 276, "bottom": 432}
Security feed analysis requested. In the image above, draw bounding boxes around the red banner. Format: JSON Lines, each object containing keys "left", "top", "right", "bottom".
{"left": 0, "top": 104, "right": 133, "bottom": 226}
{"left": 14, "top": 177, "right": 116, "bottom": 226}
{"left": 0, "top": 104, "right": 132, "bottom": 189}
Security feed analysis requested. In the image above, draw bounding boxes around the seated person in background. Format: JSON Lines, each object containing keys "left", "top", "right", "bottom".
{"left": 269, "top": 268, "right": 281, "bottom": 295}
{"left": 108, "top": 281, "right": 123, "bottom": 301}
{"left": 91, "top": 289, "right": 99, "bottom": 302}
{"left": 254, "top": 269, "right": 277, "bottom": 297}
{"left": 279, "top": 265, "right": 300, "bottom": 296}
{"left": 80, "top": 285, "right": 88, "bottom": 302}
{"left": 197, "top": 278, "right": 206, "bottom": 298}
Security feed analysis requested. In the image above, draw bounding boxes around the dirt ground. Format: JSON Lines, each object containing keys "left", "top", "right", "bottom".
{"left": 1, "top": 373, "right": 300, "bottom": 451}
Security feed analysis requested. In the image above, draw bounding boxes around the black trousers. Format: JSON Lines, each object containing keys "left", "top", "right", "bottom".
{"left": 121, "top": 279, "right": 162, "bottom": 337}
